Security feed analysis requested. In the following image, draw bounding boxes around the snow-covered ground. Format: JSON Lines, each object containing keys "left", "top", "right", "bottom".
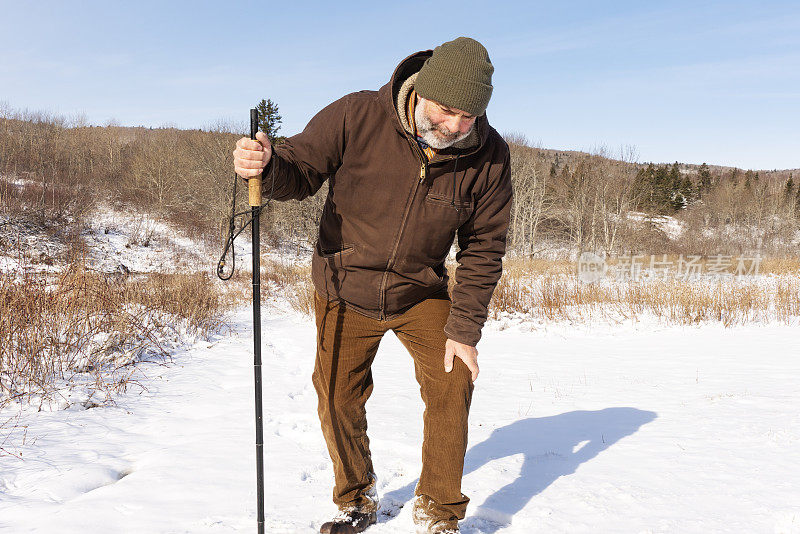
{"left": 0, "top": 202, "right": 209, "bottom": 276}
{"left": 2, "top": 299, "right": 799, "bottom": 533}
{"left": 626, "top": 211, "right": 685, "bottom": 240}
{"left": 84, "top": 206, "right": 211, "bottom": 275}
{"left": 2, "top": 197, "right": 799, "bottom": 532}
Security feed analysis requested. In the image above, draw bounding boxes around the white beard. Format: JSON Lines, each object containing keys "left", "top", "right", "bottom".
{"left": 413, "top": 97, "right": 473, "bottom": 149}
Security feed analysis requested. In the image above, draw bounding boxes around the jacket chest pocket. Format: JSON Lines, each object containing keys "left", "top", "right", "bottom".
{"left": 318, "top": 242, "right": 356, "bottom": 268}
{"left": 424, "top": 191, "right": 474, "bottom": 227}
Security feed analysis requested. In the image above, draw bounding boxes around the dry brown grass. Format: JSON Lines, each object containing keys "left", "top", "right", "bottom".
{"left": 496, "top": 256, "right": 575, "bottom": 277}
{"left": 0, "top": 256, "right": 228, "bottom": 409}
{"left": 222, "top": 257, "right": 314, "bottom": 315}
{"left": 4, "top": 241, "right": 793, "bottom": 411}
{"left": 488, "top": 265, "right": 800, "bottom": 327}
{"left": 272, "top": 255, "right": 800, "bottom": 328}
{"left": 285, "top": 268, "right": 315, "bottom": 315}
{"left": 760, "top": 256, "right": 800, "bottom": 275}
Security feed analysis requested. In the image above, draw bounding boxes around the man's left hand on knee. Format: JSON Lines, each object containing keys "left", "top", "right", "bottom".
{"left": 444, "top": 339, "right": 479, "bottom": 382}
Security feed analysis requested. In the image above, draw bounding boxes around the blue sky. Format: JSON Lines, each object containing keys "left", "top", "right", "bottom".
{"left": 1, "top": 0, "right": 798, "bottom": 170}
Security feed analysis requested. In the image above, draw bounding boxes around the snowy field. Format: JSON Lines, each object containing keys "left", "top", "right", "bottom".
{"left": 2, "top": 296, "right": 799, "bottom": 533}
{"left": 1, "top": 192, "right": 798, "bottom": 532}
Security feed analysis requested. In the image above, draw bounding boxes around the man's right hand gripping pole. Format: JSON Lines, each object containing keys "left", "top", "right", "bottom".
{"left": 233, "top": 130, "right": 273, "bottom": 207}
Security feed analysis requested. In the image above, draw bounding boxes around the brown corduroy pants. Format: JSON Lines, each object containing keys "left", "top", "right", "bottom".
{"left": 312, "top": 288, "right": 475, "bottom": 522}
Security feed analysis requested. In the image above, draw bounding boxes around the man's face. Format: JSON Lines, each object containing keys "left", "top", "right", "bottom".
{"left": 414, "top": 97, "right": 477, "bottom": 149}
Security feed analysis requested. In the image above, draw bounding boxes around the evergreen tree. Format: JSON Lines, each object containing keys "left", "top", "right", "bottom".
{"left": 698, "top": 162, "right": 712, "bottom": 198}
{"left": 255, "top": 98, "right": 284, "bottom": 144}
{"left": 634, "top": 162, "right": 697, "bottom": 213}
{"left": 785, "top": 176, "right": 795, "bottom": 199}
{"left": 665, "top": 162, "right": 685, "bottom": 211}
{"left": 634, "top": 163, "right": 656, "bottom": 211}
{"left": 730, "top": 168, "right": 740, "bottom": 187}
{"left": 795, "top": 175, "right": 800, "bottom": 215}
{"left": 744, "top": 170, "right": 756, "bottom": 191}
{"left": 679, "top": 175, "right": 695, "bottom": 206}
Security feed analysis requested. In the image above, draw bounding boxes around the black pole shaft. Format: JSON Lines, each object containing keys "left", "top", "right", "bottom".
{"left": 250, "top": 108, "right": 265, "bottom": 534}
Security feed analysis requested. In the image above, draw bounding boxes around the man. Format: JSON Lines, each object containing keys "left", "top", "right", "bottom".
{"left": 233, "top": 36, "right": 512, "bottom": 534}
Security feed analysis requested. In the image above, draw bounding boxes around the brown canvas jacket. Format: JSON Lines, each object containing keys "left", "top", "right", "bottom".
{"left": 262, "top": 49, "right": 513, "bottom": 346}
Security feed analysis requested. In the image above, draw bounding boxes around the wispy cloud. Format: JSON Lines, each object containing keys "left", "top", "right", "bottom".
{"left": 590, "top": 52, "right": 800, "bottom": 95}
{"left": 489, "top": 5, "right": 685, "bottom": 60}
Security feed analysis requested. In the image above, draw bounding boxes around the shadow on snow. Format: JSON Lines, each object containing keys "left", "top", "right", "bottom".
{"left": 379, "top": 407, "right": 657, "bottom": 532}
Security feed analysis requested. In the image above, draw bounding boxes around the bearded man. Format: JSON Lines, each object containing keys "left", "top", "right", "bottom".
{"left": 233, "top": 36, "right": 513, "bottom": 534}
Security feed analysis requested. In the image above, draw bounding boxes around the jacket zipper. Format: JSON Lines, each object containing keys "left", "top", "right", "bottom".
{"left": 377, "top": 117, "right": 483, "bottom": 319}
{"left": 378, "top": 141, "right": 427, "bottom": 320}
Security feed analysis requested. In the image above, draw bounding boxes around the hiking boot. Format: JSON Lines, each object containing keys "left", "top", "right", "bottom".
{"left": 414, "top": 519, "right": 459, "bottom": 534}
{"left": 319, "top": 507, "right": 377, "bottom": 533}
{"left": 321, "top": 473, "right": 379, "bottom": 533}
{"left": 412, "top": 495, "right": 460, "bottom": 533}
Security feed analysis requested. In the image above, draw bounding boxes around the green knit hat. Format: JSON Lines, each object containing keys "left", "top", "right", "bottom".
{"left": 415, "top": 36, "right": 494, "bottom": 117}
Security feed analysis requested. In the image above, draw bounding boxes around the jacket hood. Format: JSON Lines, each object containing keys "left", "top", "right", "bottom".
{"left": 379, "top": 50, "right": 491, "bottom": 155}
